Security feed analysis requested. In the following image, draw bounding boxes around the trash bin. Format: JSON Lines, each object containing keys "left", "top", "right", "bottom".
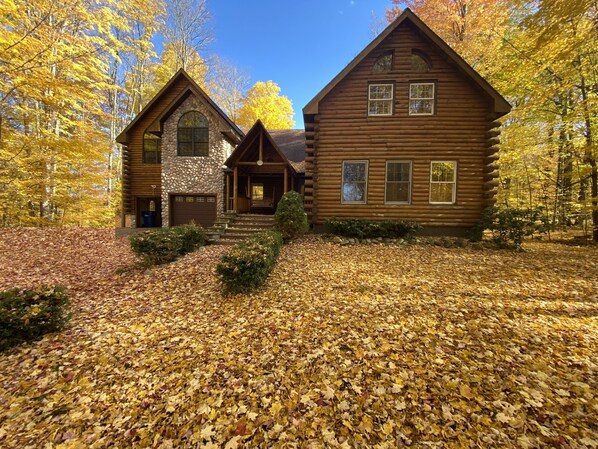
{"left": 142, "top": 211, "right": 155, "bottom": 227}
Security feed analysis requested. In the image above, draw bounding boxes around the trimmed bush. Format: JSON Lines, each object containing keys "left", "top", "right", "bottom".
{"left": 216, "top": 231, "right": 283, "bottom": 294}
{"left": 470, "top": 207, "right": 545, "bottom": 249}
{"left": 130, "top": 224, "right": 206, "bottom": 265}
{"left": 1, "top": 286, "right": 71, "bottom": 351}
{"left": 274, "top": 191, "right": 309, "bottom": 240}
{"left": 324, "top": 218, "right": 422, "bottom": 239}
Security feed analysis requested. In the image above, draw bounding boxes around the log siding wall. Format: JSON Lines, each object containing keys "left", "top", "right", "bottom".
{"left": 307, "top": 22, "right": 499, "bottom": 229}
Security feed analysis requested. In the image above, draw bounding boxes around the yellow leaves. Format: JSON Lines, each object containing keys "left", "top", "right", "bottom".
{"left": 236, "top": 81, "right": 295, "bottom": 130}
{"left": 1, "top": 233, "right": 598, "bottom": 447}
{"left": 459, "top": 384, "right": 475, "bottom": 400}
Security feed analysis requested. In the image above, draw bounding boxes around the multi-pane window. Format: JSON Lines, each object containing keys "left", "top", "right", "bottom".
{"left": 373, "top": 53, "right": 393, "bottom": 73}
{"left": 177, "top": 111, "right": 209, "bottom": 156}
{"left": 409, "top": 82, "right": 435, "bottom": 115}
{"left": 430, "top": 161, "right": 457, "bottom": 204}
{"left": 143, "top": 133, "right": 161, "bottom": 163}
{"left": 385, "top": 161, "right": 412, "bottom": 204}
{"left": 342, "top": 161, "right": 368, "bottom": 203}
{"left": 368, "top": 84, "right": 393, "bottom": 116}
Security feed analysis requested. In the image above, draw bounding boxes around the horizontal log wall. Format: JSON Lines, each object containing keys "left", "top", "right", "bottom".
{"left": 311, "top": 22, "right": 499, "bottom": 228}
{"left": 122, "top": 77, "right": 191, "bottom": 214}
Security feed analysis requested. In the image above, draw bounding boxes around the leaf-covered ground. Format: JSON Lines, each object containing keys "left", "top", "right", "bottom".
{"left": 0, "top": 229, "right": 597, "bottom": 448}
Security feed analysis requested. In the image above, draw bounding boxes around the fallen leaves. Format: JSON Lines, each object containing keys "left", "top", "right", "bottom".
{"left": 0, "top": 231, "right": 596, "bottom": 448}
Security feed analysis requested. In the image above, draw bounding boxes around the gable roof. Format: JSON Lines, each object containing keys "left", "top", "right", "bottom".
{"left": 116, "top": 69, "right": 244, "bottom": 145}
{"left": 303, "top": 8, "right": 511, "bottom": 117}
{"left": 224, "top": 120, "right": 305, "bottom": 174}
{"left": 268, "top": 130, "right": 306, "bottom": 163}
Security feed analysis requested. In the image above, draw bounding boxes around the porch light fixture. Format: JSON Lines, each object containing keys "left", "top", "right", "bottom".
{"left": 256, "top": 160, "right": 263, "bottom": 166}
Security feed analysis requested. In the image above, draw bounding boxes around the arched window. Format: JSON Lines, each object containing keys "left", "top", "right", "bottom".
{"left": 177, "top": 111, "right": 209, "bottom": 157}
{"left": 143, "top": 132, "right": 161, "bottom": 163}
{"left": 373, "top": 52, "right": 393, "bottom": 73}
{"left": 411, "top": 50, "right": 431, "bottom": 72}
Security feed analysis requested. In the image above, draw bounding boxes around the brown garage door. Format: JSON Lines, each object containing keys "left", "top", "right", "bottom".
{"left": 171, "top": 195, "right": 217, "bottom": 227}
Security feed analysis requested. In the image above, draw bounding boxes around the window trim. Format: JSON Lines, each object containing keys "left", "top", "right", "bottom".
{"left": 177, "top": 111, "right": 209, "bottom": 157}
{"left": 429, "top": 160, "right": 457, "bottom": 205}
{"left": 142, "top": 133, "right": 161, "bottom": 164}
{"left": 341, "top": 160, "right": 369, "bottom": 204}
{"left": 368, "top": 83, "right": 394, "bottom": 117}
{"left": 409, "top": 81, "right": 436, "bottom": 116}
{"left": 384, "top": 160, "right": 412, "bottom": 205}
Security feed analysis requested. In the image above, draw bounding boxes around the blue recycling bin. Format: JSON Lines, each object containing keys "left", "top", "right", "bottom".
{"left": 142, "top": 211, "right": 155, "bottom": 227}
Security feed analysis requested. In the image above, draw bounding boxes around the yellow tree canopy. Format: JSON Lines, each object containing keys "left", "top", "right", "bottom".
{"left": 143, "top": 42, "right": 208, "bottom": 107}
{"left": 237, "top": 81, "right": 295, "bottom": 130}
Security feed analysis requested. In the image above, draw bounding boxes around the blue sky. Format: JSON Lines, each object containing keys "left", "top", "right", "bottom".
{"left": 205, "top": 0, "right": 394, "bottom": 128}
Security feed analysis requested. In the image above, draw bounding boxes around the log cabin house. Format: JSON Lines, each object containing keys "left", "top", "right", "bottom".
{"left": 118, "top": 9, "right": 510, "bottom": 235}
{"left": 302, "top": 8, "right": 511, "bottom": 234}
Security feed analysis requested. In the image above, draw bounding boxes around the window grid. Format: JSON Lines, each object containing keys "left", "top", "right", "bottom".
{"left": 143, "top": 133, "right": 161, "bottom": 164}
{"left": 368, "top": 84, "right": 393, "bottom": 116}
{"left": 341, "top": 160, "right": 369, "bottom": 204}
{"left": 409, "top": 82, "right": 435, "bottom": 115}
{"left": 177, "top": 111, "right": 209, "bottom": 157}
{"left": 385, "top": 161, "right": 412, "bottom": 204}
{"left": 429, "top": 161, "right": 457, "bottom": 204}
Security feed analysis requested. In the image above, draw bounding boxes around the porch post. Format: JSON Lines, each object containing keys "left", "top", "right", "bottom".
{"left": 283, "top": 167, "right": 288, "bottom": 193}
{"left": 233, "top": 166, "right": 238, "bottom": 211}
{"left": 225, "top": 173, "right": 230, "bottom": 212}
{"left": 247, "top": 175, "right": 251, "bottom": 199}
{"left": 259, "top": 130, "right": 263, "bottom": 161}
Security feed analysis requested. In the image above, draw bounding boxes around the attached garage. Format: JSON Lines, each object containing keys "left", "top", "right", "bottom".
{"left": 170, "top": 194, "right": 217, "bottom": 227}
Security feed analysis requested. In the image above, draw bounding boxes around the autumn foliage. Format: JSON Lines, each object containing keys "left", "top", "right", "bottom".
{"left": 0, "top": 229, "right": 596, "bottom": 446}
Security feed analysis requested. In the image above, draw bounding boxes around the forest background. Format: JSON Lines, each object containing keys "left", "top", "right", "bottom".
{"left": 0, "top": 0, "right": 596, "bottom": 241}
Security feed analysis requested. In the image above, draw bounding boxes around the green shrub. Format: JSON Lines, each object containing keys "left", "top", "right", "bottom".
{"left": 216, "top": 231, "right": 283, "bottom": 294}
{"left": 274, "top": 191, "right": 309, "bottom": 240}
{"left": 130, "top": 224, "right": 206, "bottom": 265}
{"left": 0, "top": 286, "right": 71, "bottom": 351}
{"left": 171, "top": 224, "right": 208, "bottom": 254}
{"left": 324, "top": 218, "right": 421, "bottom": 239}
{"left": 470, "top": 207, "right": 544, "bottom": 249}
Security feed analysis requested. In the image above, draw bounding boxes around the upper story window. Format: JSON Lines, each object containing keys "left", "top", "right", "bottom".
{"left": 368, "top": 84, "right": 393, "bottom": 116}
{"left": 373, "top": 52, "right": 393, "bottom": 73}
{"left": 430, "top": 161, "right": 457, "bottom": 204}
{"left": 342, "top": 160, "right": 368, "bottom": 204}
{"left": 143, "top": 132, "right": 161, "bottom": 164}
{"left": 409, "top": 82, "right": 435, "bottom": 115}
{"left": 411, "top": 50, "right": 432, "bottom": 72}
{"left": 385, "top": 161, "right": 412, "bottom": 204}
{"left": 177, "top": 111, "right": 209, "bottom": 157}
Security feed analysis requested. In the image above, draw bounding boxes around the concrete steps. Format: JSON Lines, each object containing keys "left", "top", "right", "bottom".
{"left": 212, "top": 214, "right": 275, "bottom": 245}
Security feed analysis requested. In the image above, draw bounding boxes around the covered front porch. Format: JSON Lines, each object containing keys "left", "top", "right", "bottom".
{"left": 224, "top": 120, "right": 302, "bottom": 214}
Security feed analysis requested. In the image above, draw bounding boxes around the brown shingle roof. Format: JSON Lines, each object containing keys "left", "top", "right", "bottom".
{"left": 268, "top": 130, "right": 306, "bottom": 163}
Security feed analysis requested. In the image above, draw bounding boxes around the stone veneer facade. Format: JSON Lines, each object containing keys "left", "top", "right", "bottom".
{"left": 160, "top": 95, "right": 234, "bottom": 227}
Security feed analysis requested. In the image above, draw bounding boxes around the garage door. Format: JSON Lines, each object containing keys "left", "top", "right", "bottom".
{"left": 171, "top": 195, "right": 217, "bottom": 227}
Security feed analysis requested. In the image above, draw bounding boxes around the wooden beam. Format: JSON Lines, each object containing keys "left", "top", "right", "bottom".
{"left": 237, "top": 161, "right": 287, "bottom": 166}
{"left": 247, "top": 175, "right": 251, "bottom": 198}
{"left": 259, "top": 129, "right": 263, "bottom": 161}
{"left": 233, "top": 166, "right": 238, "bottom": 211}
{"left": 237, "top": 162, "right": 287, "bottom": 167}
{"left": 283, "top": 167, "right": 288, "bottom": 193}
